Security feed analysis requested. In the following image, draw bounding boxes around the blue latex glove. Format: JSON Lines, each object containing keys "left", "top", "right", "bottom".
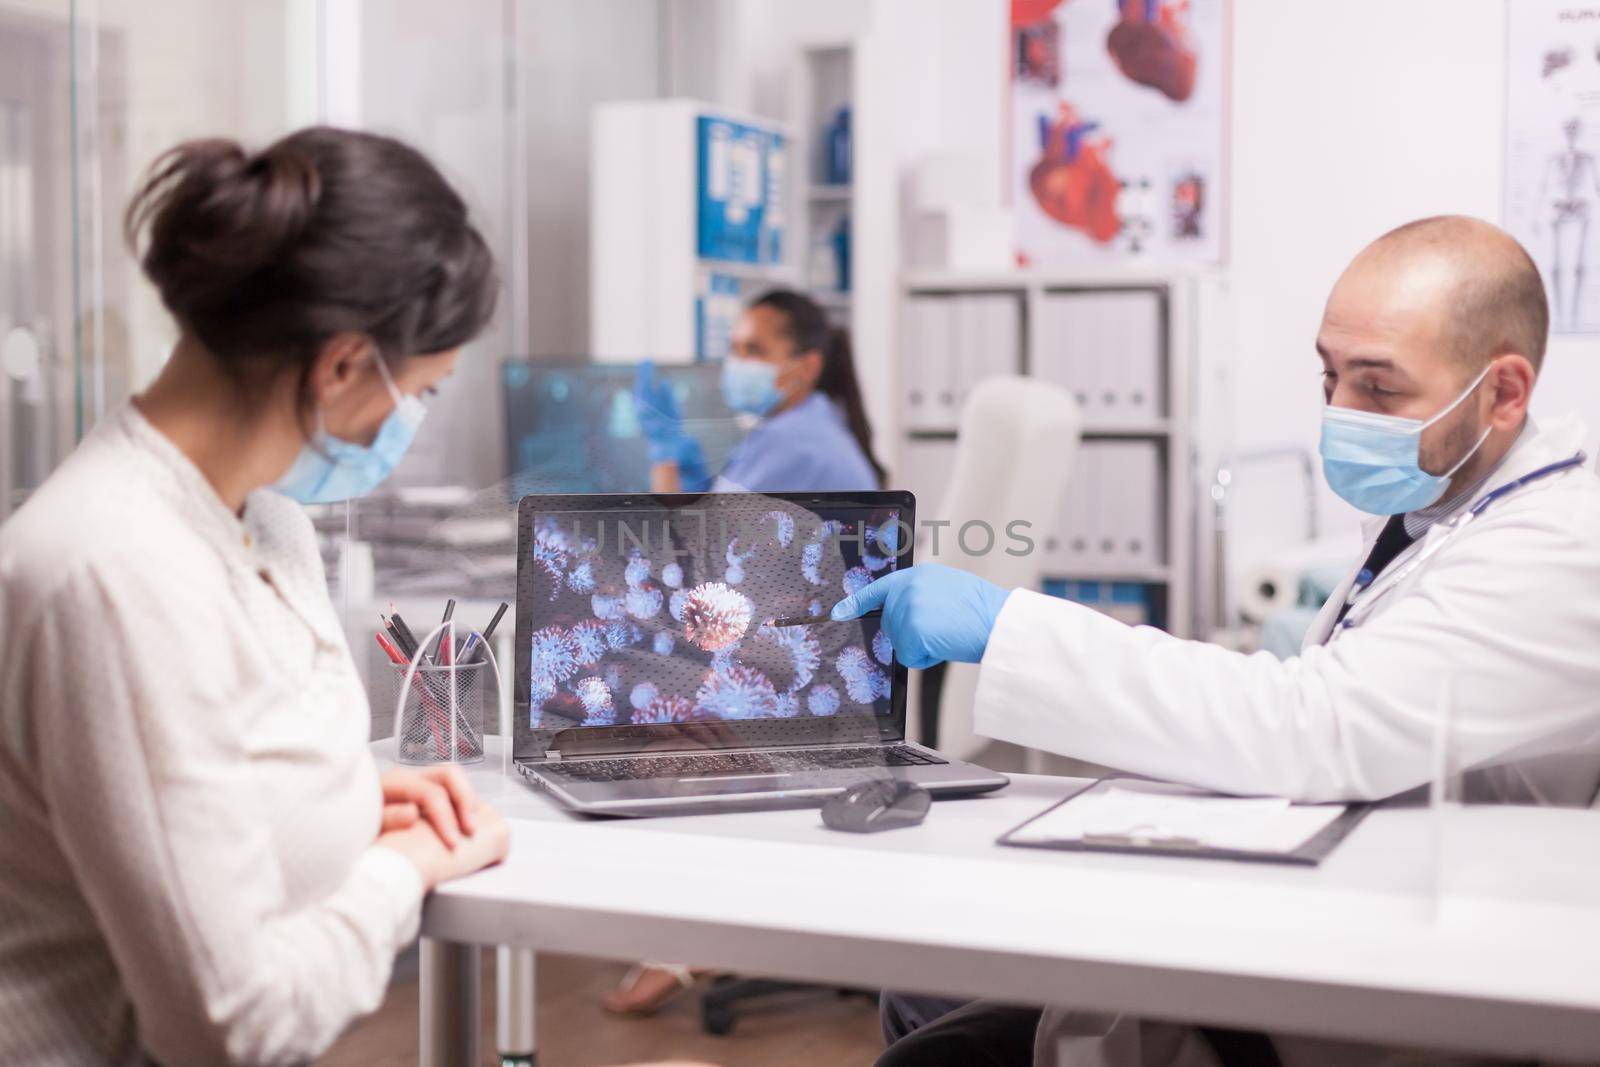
{"left": 633, "top": 361, "right": 686, "bottom": 464}
{"left": 830, "top": 563, "right": 1012, "bottom": 669}
{"left": 676, "top": 435, "right": 711, "bottom": 492}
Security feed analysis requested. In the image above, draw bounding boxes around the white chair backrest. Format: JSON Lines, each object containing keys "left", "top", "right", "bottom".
{"left": 919, "top": 376, "right": 1080, "bottom": 760}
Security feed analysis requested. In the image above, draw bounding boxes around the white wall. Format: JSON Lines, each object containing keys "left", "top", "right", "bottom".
{"left": 520, "top": 0, "right": 663, "bottom": 361}
{"left": 1224, "top": 0, "right": 1600, "bottom": 549}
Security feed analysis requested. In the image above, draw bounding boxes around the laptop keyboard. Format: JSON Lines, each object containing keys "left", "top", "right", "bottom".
{"left": 537, "top": 745, "right": 947, "bottom": 783}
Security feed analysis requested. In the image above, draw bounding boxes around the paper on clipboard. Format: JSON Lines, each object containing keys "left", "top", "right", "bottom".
{"left": 1005, "top": 779, "right": 1348, "bottom": 854}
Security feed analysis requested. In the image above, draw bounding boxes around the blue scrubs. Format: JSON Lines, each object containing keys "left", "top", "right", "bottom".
{"left": 712, "top": 392, "right": 878, "bottom": 492}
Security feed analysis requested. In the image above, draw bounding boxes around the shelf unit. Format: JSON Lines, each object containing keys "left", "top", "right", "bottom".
{"left": 895, "top": 267, "right": 1212, "bottom": 638}
{"left": 589, "top": 98, "right": 796, "bottom": 364}
{"left": 790, "top": 44, "right": 856, "bottom": 325}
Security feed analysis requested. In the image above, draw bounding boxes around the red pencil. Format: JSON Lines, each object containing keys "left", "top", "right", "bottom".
{"left": 374, "top": 630, "right": 407, "bottom": 666}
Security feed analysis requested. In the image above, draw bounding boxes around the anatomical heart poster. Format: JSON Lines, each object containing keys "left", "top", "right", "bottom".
{"left": 1504, "top": 1, "right": 1600, "bottom": 335}
{"left": 1011, "top": 0, "right": 1227, "bottom": 266}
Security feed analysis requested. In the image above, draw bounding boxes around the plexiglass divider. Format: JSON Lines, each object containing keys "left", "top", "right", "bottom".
{"left": 1431, "top": 671, "right": 1600, "bottom": 921}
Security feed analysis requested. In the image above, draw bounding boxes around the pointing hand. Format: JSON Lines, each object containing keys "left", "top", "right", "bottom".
{"left": 830, "top": 563, "right": 1012, "bottom": 669}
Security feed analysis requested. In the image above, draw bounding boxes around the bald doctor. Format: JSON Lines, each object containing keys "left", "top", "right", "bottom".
{"left": 833, "top": 216, "right": 1600, "bottom": 1066}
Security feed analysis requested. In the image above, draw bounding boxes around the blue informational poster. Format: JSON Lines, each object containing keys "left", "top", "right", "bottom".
{"left": 696, "top": 115, "right": 787, "bottom": 264}
{"left": 695, "top": 273, "right": 742, "bottom": 361}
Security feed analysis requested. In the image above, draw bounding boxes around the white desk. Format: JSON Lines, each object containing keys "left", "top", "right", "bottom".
{"left": 378, "top": 741, "right": 1600, "bottom": 1066}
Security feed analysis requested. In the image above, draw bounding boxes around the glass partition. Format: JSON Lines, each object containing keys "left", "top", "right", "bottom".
{"left": 1431, "top": 673, "right": 1600, "bottom": 917}
{"left": 0, "top": 0, "right": 303, "bottom": 522}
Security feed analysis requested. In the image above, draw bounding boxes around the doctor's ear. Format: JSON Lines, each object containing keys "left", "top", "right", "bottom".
{"left": 1485, "top": 354, "right": 1535, "bottom": 430}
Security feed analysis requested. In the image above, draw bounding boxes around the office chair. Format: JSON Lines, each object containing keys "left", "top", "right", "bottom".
{"left": 917, "top": 376, "right": 1081, "bottom": 761}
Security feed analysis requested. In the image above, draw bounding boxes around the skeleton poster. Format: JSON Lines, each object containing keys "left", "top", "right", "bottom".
{"left": 1505, "top": 2, "right": 1600, "bottom": 335}
{"left": 1010, "top": 0, "right": 1227, "bottom": 266}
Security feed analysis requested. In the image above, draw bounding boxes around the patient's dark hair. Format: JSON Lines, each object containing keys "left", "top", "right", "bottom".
{"left": 126, "top": 126, "right": 498, "bottom": 413}
{"left": 750, "top": 288, "right": 885, "bottom": 487}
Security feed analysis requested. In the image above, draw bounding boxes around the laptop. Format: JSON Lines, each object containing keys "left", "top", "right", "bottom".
{"left": 511, "top": 490, "right": 1009, "bottom": 816}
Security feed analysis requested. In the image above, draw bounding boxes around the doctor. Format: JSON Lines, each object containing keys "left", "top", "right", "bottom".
{"left": 835, "top": 216, "right": 1600, "bottom": 1066}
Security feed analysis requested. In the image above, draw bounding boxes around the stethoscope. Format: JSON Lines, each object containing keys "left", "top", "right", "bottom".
{"left": 1335, "top": 451, "right": 1589, "bottom": 633}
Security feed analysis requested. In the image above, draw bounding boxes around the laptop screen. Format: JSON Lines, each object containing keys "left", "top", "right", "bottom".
{"left": 513, "top": 491, "right": 914, "bottom": 756}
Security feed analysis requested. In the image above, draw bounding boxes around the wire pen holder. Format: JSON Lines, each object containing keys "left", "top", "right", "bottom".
{"left": 393, "top": 618, "right": 501, "bottom": 766}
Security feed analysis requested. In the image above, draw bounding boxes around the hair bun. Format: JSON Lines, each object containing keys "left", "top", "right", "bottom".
{"left": 124, "top": 126, "right": 497, "bottom": 387}
{"left": 127, "top": 137, "right": 322, "bottom": 316}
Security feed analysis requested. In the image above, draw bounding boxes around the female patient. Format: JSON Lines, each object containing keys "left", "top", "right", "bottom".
{"left": 0, "top": 126, "right": 512, "bottom": 1065}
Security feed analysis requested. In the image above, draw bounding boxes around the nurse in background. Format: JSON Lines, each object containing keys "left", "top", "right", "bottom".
{"left": 637, "top": 288, "right": 885, "bottom": 494}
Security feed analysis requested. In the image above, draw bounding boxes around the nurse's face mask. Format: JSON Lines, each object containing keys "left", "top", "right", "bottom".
{"left": 274, "top": 353, "right": 428, "bottom": 504}
{"left": 1319, "top": 362, "right": 1495, "bottom": 516}
{"left": 720, "top": 356, "right": 782, "bottom": 416}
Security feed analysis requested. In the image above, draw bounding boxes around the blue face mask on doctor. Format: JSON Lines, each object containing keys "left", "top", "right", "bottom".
{"left": 274, "top": 353, "right": 427, "bottom": 505}
{"left": 1319, "top": 363, "right": 1494, "bottom": 516}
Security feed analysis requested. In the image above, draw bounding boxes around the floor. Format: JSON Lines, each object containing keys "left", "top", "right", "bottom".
{"left": 317, "top": 952, "right": 886, "bottom": 1067}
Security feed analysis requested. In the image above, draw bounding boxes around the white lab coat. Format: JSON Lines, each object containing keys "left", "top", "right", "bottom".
{"left": 969, "top": 414, "right": 1600, "bottom": 1067}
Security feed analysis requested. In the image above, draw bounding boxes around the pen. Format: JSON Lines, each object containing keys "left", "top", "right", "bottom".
{"left": 434, "top": 599, "right": 456, "bottom": 663}
{"left": 456, "top": 630, "right": 485, "bottom": 665}
{"left": 463, "top": 601, "right": 510, "bottom": 665}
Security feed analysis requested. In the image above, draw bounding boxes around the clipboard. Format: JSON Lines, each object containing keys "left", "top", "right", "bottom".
{"left": 996, "top": 777, "right": 1374, "bottom": 867}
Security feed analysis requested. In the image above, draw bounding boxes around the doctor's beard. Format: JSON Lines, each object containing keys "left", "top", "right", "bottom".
{"left": 1418, "top": 388, "right": 1490, "bottom": 487}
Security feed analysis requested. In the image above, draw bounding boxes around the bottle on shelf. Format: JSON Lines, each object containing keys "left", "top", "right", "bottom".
{"left": 825, "top": 105, "right": 852, "bottom": 185}
{"left": 831, "top": 213, "right": 851, "bottom": 293}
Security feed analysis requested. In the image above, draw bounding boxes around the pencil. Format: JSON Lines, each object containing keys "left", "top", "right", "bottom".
{"left": 374, "top": 630, "right": 407, "bottom": 665}
{"left": 389, "top": 607, "right": 422, "bottom": 661}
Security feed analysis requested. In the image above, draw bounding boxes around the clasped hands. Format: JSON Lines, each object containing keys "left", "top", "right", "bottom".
{"left": 377, "top": 765, "right": 511, "bottom": 890}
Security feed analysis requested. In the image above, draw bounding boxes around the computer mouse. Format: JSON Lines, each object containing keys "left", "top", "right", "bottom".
{"left": 821, "top": 779, "right": 932, "bottom": 833}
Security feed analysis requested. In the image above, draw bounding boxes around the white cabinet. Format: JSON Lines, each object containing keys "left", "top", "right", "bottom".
{"left": 590, "top": 99, "right": 794, "bottom": 364}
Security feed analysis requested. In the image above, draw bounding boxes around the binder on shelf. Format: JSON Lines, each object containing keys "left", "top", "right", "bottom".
{"left": 1093, "top": 441, "right": 1163, "bottom": 570}
{"left": 1091, "top": 440, "right": 1120, "bottom": 563}
{"left": 1051, "top": 442, "right": 1097, "bottom": 571}
{"left": 1036, "top": 288, "right": 1165, "bottom": 427}
{"left": 951, "top": 295, "right": 987, "bottom": 421}
{"left": 905, "top": 297, "right": 956, "bottom": 433}
{"left": 1099, "top": 289, "right": 1164, "bottom": 424}
{"left": 1042, "top": 580, "right": 1156, "bottom": 627}
{"left": 952, "top": 294, "right": 1022, "bottom": 412}
{"left": 1036, "top": 291, "right": 1097, "bottom": 418}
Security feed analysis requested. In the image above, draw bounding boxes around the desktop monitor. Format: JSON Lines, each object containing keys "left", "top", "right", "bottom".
{"left": 501, "top": 360, "right": 746, "bottom": 494}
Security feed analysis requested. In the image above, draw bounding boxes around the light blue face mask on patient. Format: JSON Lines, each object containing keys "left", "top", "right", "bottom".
{"left": 274, "top": 354, "right": 427, "bottom": 505}
{"left": 1319, "top": 363, "right": 1493, "bottom": 516}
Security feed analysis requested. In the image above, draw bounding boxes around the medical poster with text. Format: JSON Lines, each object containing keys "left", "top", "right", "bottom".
{"left": 1504, "top": 1, "right": 1600, "bottom": 336}
{"left": 1011, "top": 0, "right": 1227, "bottom": 265}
